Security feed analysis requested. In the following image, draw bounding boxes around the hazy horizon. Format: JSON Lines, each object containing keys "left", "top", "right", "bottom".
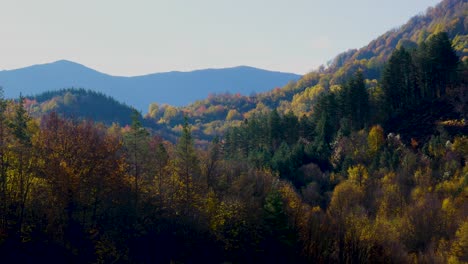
{"left": 0, "top": 59, "right": 303, "bottom": 77}
{"left": 1, "top": 0, "right": 440, "bottom": 76}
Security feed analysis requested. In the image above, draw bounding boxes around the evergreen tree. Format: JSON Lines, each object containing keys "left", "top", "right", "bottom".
{"left": 425, "top": 32, "right": 459, "bottom": 97}
{"left": 175, "top": 116, "right": 201, "bottom": 214}
{"left": 10, "top": 95, "right": 33, "bottom": 234}
{"left": 124, "top": 109, "right": 150, "bottom": 210}
{"left": 268, "top": 109, "right": 282, "bottom": 152}
{"left": 0, "top": 88, "right": 8, "bottom": 231}
{"left": 348, "top": 71, "right": 369, "bottom": 130}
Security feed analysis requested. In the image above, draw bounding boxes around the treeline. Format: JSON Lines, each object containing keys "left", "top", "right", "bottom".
{"left": 141, "top": 0, "right": 466, "bottom": 143}
{"left": 223, "top": 32, "right": 464, "bottom": 183}
{"left": 0, "top": 97, "right": 300, "bottom": 263}
{"left": 0, "top": 33, "right": 465, "bottom": 263}
{"left": 0, "top": 90, "right": 466, "bottom": 263}
{"left": 27, "top": 88, "right": 137, "bottom": 126}
{"left": 221, "top": 32, "right": 467, "bottom": 262}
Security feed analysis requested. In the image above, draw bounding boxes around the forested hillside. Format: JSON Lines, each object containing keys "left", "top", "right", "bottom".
{"left": 22, "top": 1, "right": 466, "bottom": 144}
{"left": 143, "top": 0, "right": 467, "bottom": 141}
{"left": 0, "top": 29, "right": 466, "bottom": 263}
{"left": 25, "top": 89, "right": 136, "bottom": 125}
{"left": 0, "top": 0, "right": 467, "bottom": 263}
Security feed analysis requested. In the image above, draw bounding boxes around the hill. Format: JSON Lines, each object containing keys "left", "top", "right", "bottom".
{"left": 25, "top": 88, "right": 137, "bottom": 126}
{"left": 0, "top": 1, "right": 467, "bottom": 263}
{"left": 0, "top": 61, "right": 300, "bottom": 111}
{"left": 324, "top": 0, "right": 467, "bottom": 84}
{"left": 13, "top": 0, "right": 467, "bottom": 144}
{"left": 144, "top": 0, "right": 466, "bottom": 141}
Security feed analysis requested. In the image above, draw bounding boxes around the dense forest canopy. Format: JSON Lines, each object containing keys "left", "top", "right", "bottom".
{"left": 0, "top": 29, "right": 466, "bottom": 263}
{"left": 0, "top": 0, "right": 467, "bottom": 262}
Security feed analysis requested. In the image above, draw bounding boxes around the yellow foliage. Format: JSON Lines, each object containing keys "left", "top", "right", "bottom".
{"left": 225, "top": 109, "right": 241, "bottom": 121}
{"left": 348, "top": 164, "right": 369, "bottom": 187}
{"left": 311, "top": 206, "right": 322, "bottom": 214}
{"left": 450, "top": 221, "right": 468, "bottom": 263}
{"left": 436, "top": 175, "right": 466, "bottom": 197}
{"left": 329, "top": 181, "right": 364, "bottom": 218}
{"left": 378, "top": 172, "right": 405, "bottom": 217}
{"left": 413, "top": 168, "right": 432, "bottom": 188}
{"left": 330, "top": 84, "right": 342, "bottom": 93}
{"left": 452, "top": 136, "right": 468, "bottom": 157}
{"left": 291, "top": 84, "right": 325, "bottom": 115}
{"left": 279, "top": 184, "right": 300, "bottom": 211}
{"left": 368, "top": 125, "right": 385, "bottom": 156}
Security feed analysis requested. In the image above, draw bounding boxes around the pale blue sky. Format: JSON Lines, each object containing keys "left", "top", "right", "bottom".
{"left": 0, "top": 0, "right": 440, "bottom": 76}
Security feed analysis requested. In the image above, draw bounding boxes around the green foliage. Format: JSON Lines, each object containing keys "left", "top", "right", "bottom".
{"left": 29, "top": 88, "right": 137, "bottom": 126}
{"left": 0, "top": 1, "right": 466, "bottom": 262}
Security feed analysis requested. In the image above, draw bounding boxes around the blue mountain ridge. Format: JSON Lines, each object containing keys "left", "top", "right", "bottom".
{"left": 0, "top": 60, "right": 301, "bottom": 112}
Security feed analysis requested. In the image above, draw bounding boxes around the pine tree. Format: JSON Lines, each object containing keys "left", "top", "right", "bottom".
{"left": 0, "top": 87, "right": 8, "bottom": 230}
{"left": 10, "top": 95, "right": 33, "bottom": 234}
{"left": 426, "top": 32, "right": 459, "bottom": 97}
{"left": 175, "top": 116, "right": 201, "bottom": 214}
{"left": 124, "top": 109, "right": 150, "bottom": 210}
{"left": 340, "top": 71, "right": 369, "bottom": 130}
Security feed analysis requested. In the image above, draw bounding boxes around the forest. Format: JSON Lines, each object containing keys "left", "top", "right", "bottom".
{"left": 0, "top": 31, "right": 466, "bottom": 263}
{"left": 24, "top": 0, "right": 467, "bottom": 148}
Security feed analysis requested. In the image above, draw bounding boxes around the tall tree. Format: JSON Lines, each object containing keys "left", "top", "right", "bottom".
{"left": 124, "top": 110, "right": 150, "bottom": 210}
{"left": 204, "top": 136, "right": 221, "bottom": 189}
{"left": 175, "top": 116, "right": 201, "bottom": 215}
{"left": 0, "top": 87, "right": 9, "bottom": 231}
{"left": 149, "top": 135, "right": 169, "bottom": 204}
{"left": 10, "top": 95, "right": 34, "bottom": 234}
{"left": 346, "top": 71, "right": 369, "bottom": 130}
{"left": 425, "top": 32, "right": 459, "bottom": 97}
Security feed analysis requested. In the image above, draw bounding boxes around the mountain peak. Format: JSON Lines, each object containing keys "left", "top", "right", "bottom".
{"left": 0, "top": 61, "right": 301, "bottom": 110}
{"left": 52, "top": 59, "right": 82, "bottom": 66}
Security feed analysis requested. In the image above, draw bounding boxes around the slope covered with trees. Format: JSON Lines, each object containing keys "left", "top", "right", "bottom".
{"left": 0, "top": 0, "right": 466, "bottom": 263}
{"left": 25, "top": 88, "right": 137, "bottom": 126}
{"left": 0, "top": 28, "right": 466, "bottom": 263}
{"left": 143, "top": 0, "right": 467, "bottom": 141}
{"left": 21, "top": 1, "right": 466, "bottom": 144}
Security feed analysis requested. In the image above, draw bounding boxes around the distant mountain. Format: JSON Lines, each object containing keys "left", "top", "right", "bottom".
{"left": 0, "top": 60, "right": 301, "bottom": 112}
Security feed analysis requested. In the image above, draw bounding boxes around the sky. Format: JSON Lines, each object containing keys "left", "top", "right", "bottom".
{"left": 0, "top": 0, "right": 441, "bottom": 76}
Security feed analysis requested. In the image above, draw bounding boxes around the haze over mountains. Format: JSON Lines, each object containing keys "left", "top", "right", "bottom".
{"left": 11, "top": 0, "right": 465, "bottom": 139}
{"left": 0, "top": 60, "right": 301, "bottom": 112}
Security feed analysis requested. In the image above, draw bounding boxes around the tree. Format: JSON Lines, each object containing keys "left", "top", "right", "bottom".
{"left": 425, "top": 32, "right": 459, "bottom": 97}
{"left": 313, "top": 92, "right": 339, "bottom": 146}
{"left": 9, "top": 95, "right": 35, "bottom": 234}
{"left": 226, "top": 109, "right": 241, "bottom": 121}
{"left": 0, "top": 87, "right": 9, "bottom": 231}
{"left": 175, "top": 116, "right": 201, "bottom": 214}
{"left": 328, "top": 181, "right": 365, "bottom": 263}
{"left": 149, "top": 136, "right": 169, "bottom": 204}
{"left": 124, "top": 110, "right": 150, "bottom": 210}
{"left": 147, "top": 102, "right": 160, "bottom": 119}
{"left": 368, "top": 125, "right": 385, "bottom": 156}
{"left": 203, "top": 136, "right": 221, "bottom": 189}
{"left": 450, "top": 221, "right": 468, "bottom": 263}
{"left": 268, "top": 109, "right": 282, "bottom": 151}
{"left": 35, "top": 113, "right": 127, "bottom": 250}
{"left": 382, "top": 47, "right": 418, "bottom": 113}
{"left": 348, "top": 71, "right": 369, "bottom": 130}
{"left": 348, "top": 164, "right": 369, "bottom": 187}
